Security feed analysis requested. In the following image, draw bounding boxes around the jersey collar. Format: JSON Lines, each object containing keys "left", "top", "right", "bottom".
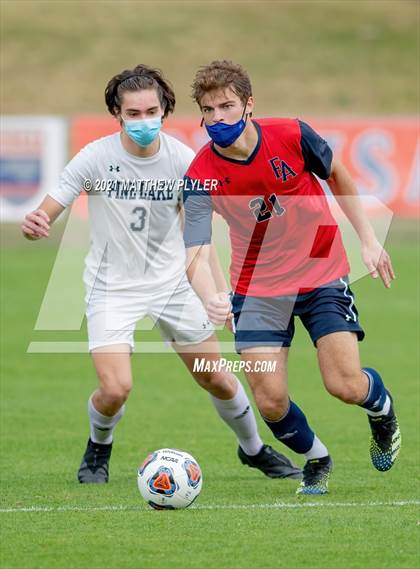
{"left": 210, "top": 120, "right": 262, "bottom": 165}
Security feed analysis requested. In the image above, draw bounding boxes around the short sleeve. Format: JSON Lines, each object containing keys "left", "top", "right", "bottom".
{"left": 177, "top": 145, "right": 196, "bottom": 178}
{"left": 298, "top": 120, "right": 333, "bottom": 180}
{"left": 48, "top": 144, "right": 95, "bottom": 207}
{"left": 183, "top": 176, "right": 213, "bottom": 247}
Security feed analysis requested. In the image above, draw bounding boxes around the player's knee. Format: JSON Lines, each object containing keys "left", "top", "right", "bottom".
{"left": 97, "top": 371, "right": 132, "bottom": 406}
{"left": 193, "top": 371, "right": 229, "bottom": 394}
{"left": 102, "top": 385, "right": 131, "bottom": 408}
{"left": 255, "top": 393, "right": 289, "bottom": 421}
{"left": 325, "top": 372, "right": 363, "bottom": 404}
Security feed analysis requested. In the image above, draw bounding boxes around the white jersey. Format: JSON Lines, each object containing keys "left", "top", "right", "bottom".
{"left": 49, "top": 132, "right": 195, "bottom": 294}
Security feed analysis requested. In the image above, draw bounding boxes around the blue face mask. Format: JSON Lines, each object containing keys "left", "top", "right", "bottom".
{"left": 123, "top": 117, "right": 162, "bottom": 147}
{"left": 204, "top": 108, "right": 248, "bottom": 148}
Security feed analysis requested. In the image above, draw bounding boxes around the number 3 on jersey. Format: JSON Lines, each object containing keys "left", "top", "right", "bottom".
{"left": 249, "top": 193, "right": 285, "bottom": 223}
{"left": 131, "top": 206, "right": 147, "bottom": 232}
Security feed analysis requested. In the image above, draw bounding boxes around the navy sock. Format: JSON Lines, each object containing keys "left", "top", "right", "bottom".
{"left": 359, "top": 367, "right": 387, "bottom": 412}
{"left": 263, "top": 400, "right": 315, "bottom": 454}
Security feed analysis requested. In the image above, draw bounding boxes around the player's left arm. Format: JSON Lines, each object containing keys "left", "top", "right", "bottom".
{"left": 327, "top": 159, "right": 395, "bottom": 288}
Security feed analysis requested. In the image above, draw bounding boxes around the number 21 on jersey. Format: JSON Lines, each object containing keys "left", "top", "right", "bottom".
{"left": 249, "top": 193, "right": 285, "bottom": 223}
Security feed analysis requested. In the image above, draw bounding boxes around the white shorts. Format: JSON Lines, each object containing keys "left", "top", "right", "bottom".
{"left": 86, "top": 282, "right": 214, "bottom": 351}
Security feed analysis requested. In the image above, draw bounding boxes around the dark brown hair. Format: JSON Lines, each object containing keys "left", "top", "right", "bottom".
{"left": 105, "top": 64, "right": 176, "bottom": 118}
{"left": 191, "top": 60, "right": 252, "bottom": 106}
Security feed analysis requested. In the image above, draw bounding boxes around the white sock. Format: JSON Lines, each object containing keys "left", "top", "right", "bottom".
{"left": 210, "top": 377, "right": 263, "bottom": 456}
{"left": 88, "top": 396, "right": 125, "bottom": 445}
{"left": 366, "top": 394, "right": 391, "bottom": 417}
{"left": 304, "top": 436, "right": 329, "bottom": 460}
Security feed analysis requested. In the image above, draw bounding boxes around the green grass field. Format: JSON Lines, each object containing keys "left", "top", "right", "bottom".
{"left": 0, "top": 1, "right": 419, "bottom": 566}
{"left": 0, "top": 223, "right": 419, "bottom": 569}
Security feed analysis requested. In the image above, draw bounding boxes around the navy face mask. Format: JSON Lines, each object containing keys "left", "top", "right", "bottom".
{"left": 204, "top": 106, "right": 248, "bottom": 148}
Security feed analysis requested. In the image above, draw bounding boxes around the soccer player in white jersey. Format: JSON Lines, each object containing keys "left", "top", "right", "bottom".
{"left": 21, "top": 64, "right": 302, "bottom": 484}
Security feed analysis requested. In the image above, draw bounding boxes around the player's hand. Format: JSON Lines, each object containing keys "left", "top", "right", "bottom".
{"left": 361, "top": 238, "right": 395, "bottom": 288}
{"left": 205, "top": 292, "right": 233, "bottom": 326}
{"left": 224, "top": 316, "right": 234, "bottom": 334}
{"left": 21, "top": 209, "right": 50, "bottom": 240}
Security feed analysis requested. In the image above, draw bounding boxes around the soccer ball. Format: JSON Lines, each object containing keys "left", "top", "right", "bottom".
{"left": 137, "top": 448, "right": 203, "bottom": 510}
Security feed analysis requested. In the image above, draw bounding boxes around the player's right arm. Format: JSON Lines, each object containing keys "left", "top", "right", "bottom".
{"left": 208, "top": 243, "right": 229, "bottom": 295}
{"left": 183, "top": 175, "right": 232, "bottom": 325}
{"left": 21, "top": 196, "right": 65, "bottom": 240}
{"left": 186, "top": 245, "right": 232, "bottom": 326}
{"left": 21, "top": 143, "right": 95, "bottom": 241}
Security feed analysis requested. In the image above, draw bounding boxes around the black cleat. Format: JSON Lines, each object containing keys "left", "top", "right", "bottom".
{"left": 368, "top": 392, "right": 401, "bottom": 472}
{"left": 238, "top": 444, "right": 302, "bottom": 479}
{"left": 78, "top": 438, "right": 112, "bottom": 483}
{"left": 296, "top": 455, "right": 332, "bottom": 495}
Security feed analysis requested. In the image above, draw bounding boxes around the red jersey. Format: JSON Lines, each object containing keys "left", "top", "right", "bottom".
{"left": 183, "top": 118, "right": 350, "bottom": 296}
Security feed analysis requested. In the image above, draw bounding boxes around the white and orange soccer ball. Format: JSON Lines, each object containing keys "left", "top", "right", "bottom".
{"left": 137, "top": 448, "right": 203, "bottom": 510}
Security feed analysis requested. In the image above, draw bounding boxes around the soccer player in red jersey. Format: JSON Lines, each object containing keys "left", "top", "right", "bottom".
{"left": 183, "top": 60, "right": 401, "bottom": 494}
{"left": 22, "top": 64, "right": 302, "bottom": 485}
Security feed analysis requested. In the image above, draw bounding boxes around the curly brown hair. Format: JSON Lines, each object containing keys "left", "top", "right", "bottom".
{"left": 191, "top": 60, "right": 252, "bottom": 106}
{"left": 105, "top": 64, "right": 176, "bottom": 118}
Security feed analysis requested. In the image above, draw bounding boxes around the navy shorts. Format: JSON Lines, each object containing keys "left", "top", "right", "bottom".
{"left": 231, "top": 276, "right": 365, "bottom": 353}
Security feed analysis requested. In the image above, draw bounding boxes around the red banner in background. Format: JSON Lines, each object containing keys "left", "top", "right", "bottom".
{"left": 71, "top": 115, "right": 419, "bottom": 218}
{"left": 70, "top": 116, "right": 208, "bottom": 155}
{"left": 309, "top": 118, "right": 419, "bottom": 218}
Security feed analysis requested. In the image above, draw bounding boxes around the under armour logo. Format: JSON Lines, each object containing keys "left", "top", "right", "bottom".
{"left": 109, "top": 165, "right": 120, "bottom": 172}
{"left": 277, "top": 430, "right": 298, "bottom": 439}
{"left": 202, "top": 320, "right": 211, "bottom": 329}
{"left": 218, "top": 177, "right": 231, "bottom": 187}
{"left": 371, "top": 396, "right": 382, "bottom": 409}
{"left": 345, "top": 314, "right": 352, "bottom": 321}
{"left": 234, "top": 405, "right": 250, "bottom": 420}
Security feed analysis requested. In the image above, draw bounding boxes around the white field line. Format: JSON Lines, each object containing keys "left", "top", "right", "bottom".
{"left": 0, "top": 500, "right": 419, "bottom": 514}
